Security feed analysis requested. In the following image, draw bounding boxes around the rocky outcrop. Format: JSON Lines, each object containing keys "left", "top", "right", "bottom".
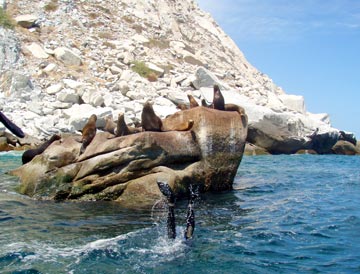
{"left": 10, "top": 106, "right": 248, "bottom": 207}
{"left": 332, "top": 140, "right": 360, "bottom": 155}
{"left": 0, "top": 0, "right": 355, "bottom": 155}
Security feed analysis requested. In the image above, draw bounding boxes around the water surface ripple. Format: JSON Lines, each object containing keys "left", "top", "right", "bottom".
{"left": 0, "top": 152, "right": 359, "bottom": 273}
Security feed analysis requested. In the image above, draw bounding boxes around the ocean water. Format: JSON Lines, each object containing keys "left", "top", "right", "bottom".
{"left": 0, "top": 152, "right": 359, "bottom": 274}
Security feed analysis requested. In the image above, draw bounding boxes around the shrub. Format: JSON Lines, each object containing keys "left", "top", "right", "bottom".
{"left": 0, "top": 7, "right": 15, "bottom": 29}
{"left": 144, "top": 38, "right": 170, "bottom": 49}
{"left": 131, "top": 61, "right": 158, "bottom": 81}
{"left": 44, "top": 0, "right": 59, "bottom": 12}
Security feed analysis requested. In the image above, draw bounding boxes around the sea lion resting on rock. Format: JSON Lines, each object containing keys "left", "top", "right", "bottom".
{"left": 80, "top": 114, "right": 97, "bottom": 155}
{"left": 201, "top": 85, "right": 245, "bottom": 115}
{"left": 103, "top": 115, "right": 117, "bottom": 135}
{"left": 115, "top": 113, "right": 142, "bottom": 137}
{"left": 212, "top": 84, "right": 225, "bottom": 110}
{"left": 22, "top": 134, "right": 61, "bottom": 164}
{"left": 187, "top": 94, "right": 199, "bottom": 108}
{"left": 200, "top": 84, "right": 224, "bottom": 110}
{"left": 141, "top": 101, "right": 163, "bottom": 132}
{"left": 141, "top": 100, "right": 194, "bottom": 132}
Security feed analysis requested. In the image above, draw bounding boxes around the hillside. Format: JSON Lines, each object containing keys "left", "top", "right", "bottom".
{"left": 1, "top": 0, "right": 351, "bottom": 154}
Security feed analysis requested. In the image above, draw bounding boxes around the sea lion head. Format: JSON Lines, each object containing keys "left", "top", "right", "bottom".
{"left": 212, "top": 84, "right": 225, "bottom": 110}
{"left": 89, "top": 114, "right": 97, "bottom": 123}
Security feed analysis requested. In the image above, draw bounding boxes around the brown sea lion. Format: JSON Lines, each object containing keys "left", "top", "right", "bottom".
{"left": 115, "top": 113, "right": 142, "bottom": 137}
{"left": 104, "top": 115, "right": 116, "bottom": 135}
{"left": 212, "top": 84, "right": 225, "bottom": 110}
{"left": 224, "top": 103, "right": 245, "bottom": 115}
{"left": 187, "top": 94, "right": 199, "bottom": 108}
{"left": 22, "top": 134, "right": 61, "bottom": 164}
{"left": 141, "top": 100, "right": 195, "bottom": 132}
{"left": 80, "top": 114, "right": 97, "bottom": 155}
{"left": 141, "top": 101, "right": 163, "bottom": 132}
{"left": 176, "top": 103, "right": 188, "bottom": 111}
{"left": 224, "top": 103, "right": 248, "bottom": 126}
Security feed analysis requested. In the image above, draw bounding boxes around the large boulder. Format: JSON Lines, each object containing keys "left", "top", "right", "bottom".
{"left": 10, "top": 106, "right": 248, "bottom": 208}
{"left": 332, "top": 140, "right": 360, "bottom": 155}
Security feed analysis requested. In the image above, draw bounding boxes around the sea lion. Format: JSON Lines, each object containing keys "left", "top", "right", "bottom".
{"left": 80, "top": 114, "right": 97, "bottom": 155}
{"left": 157, "top": 180, "right": 176, "bottom": 239}
{"left": 115, "top": 113, "right": 142, "bottom": 137}
{"left": 224, "top": 103, "right": 248, "bottom": 126}
{"left": 157, "top": 180, "right": 198, "bottom": 240}
{"left": 141, "top": 100, "right": 195, "bottom": 132}
{"left": 141, "top": 101, "right": 163, "bottom": 132}
{"left": 184, "top": 184, "right": 198, "bottom": 240}
{"left": 22, "top": 134, "right": 61, "bottom": 164}
{"left": 104, "top": 115, "right": 116, "bottom": 135}
{"left": 224, "top": 103, "right": 246, "bottom": 115}
{"left": 187, "top": 94, "right": 199, "bottom": 108}
{"left": 212, "top": 84, "right": 225, "bottom": 110}
{"left": 176, "top": 103, "right": 188, "bottom": 111}
{"left": 0, "top": 111, "right": 25, "bottom": 138}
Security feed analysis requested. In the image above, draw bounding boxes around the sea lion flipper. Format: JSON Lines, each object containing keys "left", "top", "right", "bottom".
{"left": 184, "top": 184, "right": 199, "bottom": 240}
{"left": 156, "top": 180, "right": 176, "bottom": 239}
{"left": 0, "top": 111, "right": 25, "bottom": 138}
{"left": 157, "top": 180, "right": 175, "bottom": 205}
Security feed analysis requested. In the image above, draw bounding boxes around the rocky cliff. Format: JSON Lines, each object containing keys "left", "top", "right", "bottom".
{"left": 0, "top": 0, "right": 357, "bottom": 154}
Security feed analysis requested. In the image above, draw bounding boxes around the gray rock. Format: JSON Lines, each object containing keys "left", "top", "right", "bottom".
{"left": 63, "top": 104, "right": 112, "bottom": 130}
{"left": 0, "top": 29, "right": 21, "bottom": 71}
{"left": 46, "top": 83, "right": 63, "bottom": 95}
{"left": 54, "top": 47, "right": 82, "bottom": 66}
{"left": 57, "top": 89, "right": 80, "bottom": 104}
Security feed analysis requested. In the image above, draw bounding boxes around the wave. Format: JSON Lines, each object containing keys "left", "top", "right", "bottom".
{"left": 1, "top": 225, "right": 190, "bottom": 272}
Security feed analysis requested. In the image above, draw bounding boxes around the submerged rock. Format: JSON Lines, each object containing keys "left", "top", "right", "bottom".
{"left": 10, "top": 106, "right": 248, "bottom": 208}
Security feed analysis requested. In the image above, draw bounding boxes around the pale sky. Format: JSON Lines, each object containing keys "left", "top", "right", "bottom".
{"left": 197, "top": 0, "right": 360, "bottom": 137}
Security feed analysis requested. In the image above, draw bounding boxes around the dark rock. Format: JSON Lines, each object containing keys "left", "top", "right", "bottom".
{"left": 338, "top": 131, "right": 357, "bottom": 146}
{"left": 310, "top": 131, "right": 339, "bottom": 154}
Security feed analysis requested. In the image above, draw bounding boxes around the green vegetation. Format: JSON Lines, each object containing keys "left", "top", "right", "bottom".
{"left": 0, "top": 7, "right": 15, "bottom": 29}
{"left": 131, "top": 61, "right": 158, "bottom": 81}
{"left": 44, "top": 0, "right": 59, "bottom": 12}
{"left": 144, "top": 38, "right": 170, "bottom": 49}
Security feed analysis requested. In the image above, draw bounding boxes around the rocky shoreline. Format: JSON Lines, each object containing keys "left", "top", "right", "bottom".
{"left": 0, "top": 0, "right": 359, "bottom": 155}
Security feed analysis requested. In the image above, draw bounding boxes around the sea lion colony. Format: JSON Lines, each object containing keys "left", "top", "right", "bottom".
{"left": 21, "top": 84, "right": 243, "bottom": 160}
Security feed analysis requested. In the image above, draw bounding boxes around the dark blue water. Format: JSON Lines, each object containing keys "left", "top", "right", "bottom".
{"left": 0, "top": 152, "right": 359, "bottom": 273}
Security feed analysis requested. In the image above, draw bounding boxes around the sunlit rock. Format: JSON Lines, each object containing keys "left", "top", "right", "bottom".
{"left": 10, "top": 106, "right": 248, "bottom": 208}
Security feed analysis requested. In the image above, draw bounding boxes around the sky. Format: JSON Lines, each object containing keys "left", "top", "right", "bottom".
{"left": 197, "top": 0, "right": 360, "bottom": 137}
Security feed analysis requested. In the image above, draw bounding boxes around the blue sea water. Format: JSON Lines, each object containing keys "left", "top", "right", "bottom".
{"left": 0, "top": 152, "right": 359, "bottom": 274}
